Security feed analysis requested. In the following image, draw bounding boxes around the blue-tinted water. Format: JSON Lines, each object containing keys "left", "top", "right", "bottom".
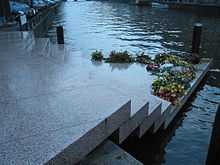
{"left": 46, "top": 1, "right": 220, "bottom": 164}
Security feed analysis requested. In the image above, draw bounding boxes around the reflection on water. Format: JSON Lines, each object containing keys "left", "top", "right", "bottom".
{"left": 46, "top": 1, "right": 220, "bottom": 164}
{"left": 165, "top": 83, "right": 220, "bottom": 165}
{"left": 47, "top": 1, "right": 197, "bottom": 55}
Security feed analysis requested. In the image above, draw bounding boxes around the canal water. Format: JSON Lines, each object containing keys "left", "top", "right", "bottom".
{"left": 45, "top": 1, "right": 220, "bottom": 164}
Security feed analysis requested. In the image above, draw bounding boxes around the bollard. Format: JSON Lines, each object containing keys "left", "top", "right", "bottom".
{"left": 0, "top": 0, "right": 11, "bottom": 21}
{"left": 56, "top": 26, "right": 64, "bottom": 44}
{"left": 192, "top": 23, "right": 202, "bottom": 54}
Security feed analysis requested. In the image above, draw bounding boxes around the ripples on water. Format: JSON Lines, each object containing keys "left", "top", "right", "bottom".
{"left": 47, "top": 1, "right": 195, "bottom": 55}
{"left": 46, "top": 1, "right": 220, "bottom": 164}
{"left": 165, "top": 84, "right": 220, "bottom": 165}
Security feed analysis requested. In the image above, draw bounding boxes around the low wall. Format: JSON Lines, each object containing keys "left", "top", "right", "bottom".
{"left": 154, "top": 0, "right": 220, "bottom": 14}
{"left": 155, "top": 0, "right": 220, "bottom": 7}
{"left": 32, "top": 4, "right": 59, "bottom": 37}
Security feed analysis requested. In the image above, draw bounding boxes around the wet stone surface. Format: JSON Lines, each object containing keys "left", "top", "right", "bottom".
{"left": 0, "top": 32, "right": 169, "bottom": 165}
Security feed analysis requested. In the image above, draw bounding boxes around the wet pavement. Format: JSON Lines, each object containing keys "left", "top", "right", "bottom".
{"left": 45, "top": 1, "right": 220, "bottom": 164}
{"left": 0, "top": 31, "right": 170, "bottom": 165}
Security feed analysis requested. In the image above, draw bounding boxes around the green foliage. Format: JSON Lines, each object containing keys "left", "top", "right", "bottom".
{"left": 105, "top": 51, "right": 134, "bottom": 63}
{"left": 91, "top": 50, "right": 104, "bottom": 61}
{"left": 135, "top": 52, "right": 152, "bottom": 64}
{"left": 91, "top": 50, "right": 153, "bottom": 64}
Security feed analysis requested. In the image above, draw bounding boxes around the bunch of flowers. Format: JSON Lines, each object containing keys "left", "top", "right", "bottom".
{"left": 90, "top": 50, "right": 196, "bottom": 104}
{"left": 151, "top": 54, "right": 196, "bottom": 104}
{"left": 154, "top": 54, "right": 193, "bottom": 68}
{"left": 152, "top": 78, "right": 185, "bottom": 104}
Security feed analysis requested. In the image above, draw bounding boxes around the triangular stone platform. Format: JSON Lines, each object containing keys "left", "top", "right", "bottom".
{"left": 0, "top": 31, "right": 211, "bottom": 165}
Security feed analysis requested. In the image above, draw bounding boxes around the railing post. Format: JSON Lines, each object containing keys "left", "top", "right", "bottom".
{"left": 56, "top": 26, "right": 64, "bottom": 44}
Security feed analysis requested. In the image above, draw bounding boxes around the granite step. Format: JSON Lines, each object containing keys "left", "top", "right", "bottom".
{"left": 110, "top": 100, "right": 162, "bottom": 144}
{"left": 79, "top": 140, "right": 143, "bottom": 165}
{"left": 137, "top": 102, "right": 162, "bottom": 138}
{"left": 0, "top": 96, "right": 131, "bottom": 165}
{"left": 45, "top": 101, "right": 132, "bottom": 165}
{"left": 112, "top": 102, "right": 149, "bottom": 144}
{"left": 152, "top": 102, "right": 172, "bottom": 133}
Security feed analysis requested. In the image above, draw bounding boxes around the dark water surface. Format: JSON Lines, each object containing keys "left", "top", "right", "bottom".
{"left": 46, "top": 1, "right": 220, "bottom": 164}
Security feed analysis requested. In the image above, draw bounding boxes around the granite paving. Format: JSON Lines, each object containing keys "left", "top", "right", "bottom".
{"left": 0, "top": 32, "right": 170, "bottom": 165}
